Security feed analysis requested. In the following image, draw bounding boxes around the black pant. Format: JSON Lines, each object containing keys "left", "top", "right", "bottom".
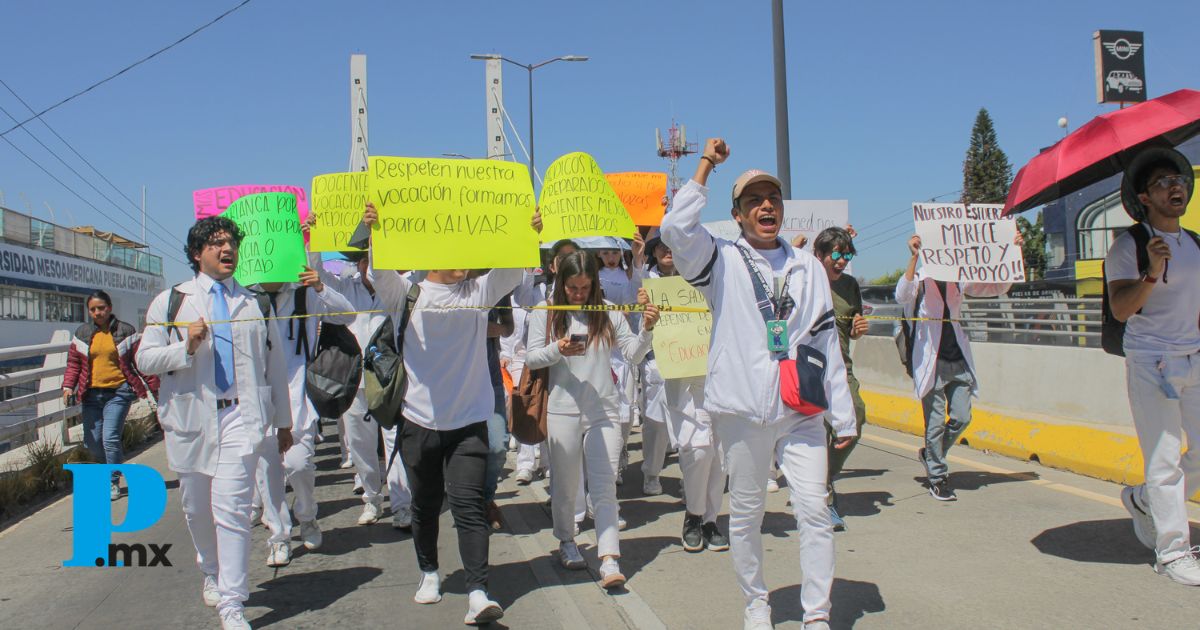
{"left": 400, "top": 418, "right": 491, "bottom": 591}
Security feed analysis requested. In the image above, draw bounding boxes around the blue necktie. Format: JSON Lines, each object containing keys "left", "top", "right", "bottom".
{"left": 210, "top": 282, "right": 234, "bottom": 393}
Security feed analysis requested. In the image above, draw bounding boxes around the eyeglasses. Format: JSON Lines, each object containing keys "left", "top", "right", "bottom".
{"left": 1150, "top": 175, "right": 1188, "bottom": 190}
{"left": 829, "top": 251, "right": 854, "bottom": 262}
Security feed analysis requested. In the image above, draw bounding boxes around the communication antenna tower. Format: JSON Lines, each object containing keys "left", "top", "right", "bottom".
{"left": 656, "top": 120, "right": 697, "bottom": 198}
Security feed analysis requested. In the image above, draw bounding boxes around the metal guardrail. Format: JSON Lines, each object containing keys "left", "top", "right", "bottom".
{"left": 960, "top": 297, "right": 1102, "bottom": 346}
{"left": 0, "top": 332, "right": 80, "bottom": 456}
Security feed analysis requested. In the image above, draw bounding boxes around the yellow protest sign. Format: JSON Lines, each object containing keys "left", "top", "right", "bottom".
{"left": 643, "top": 276, "right": 711, "bottom": 379}
{"left": 310, "top": 172, "right": 369, "bottom": 252}
{"left": 367, "top": 157, "right": 541, "bottom": 270}
{"left": 538, "top": 152, "right": 637, "bottom": 242}
{"left": 606, "top": 172, "right": 668, "bottom": 226}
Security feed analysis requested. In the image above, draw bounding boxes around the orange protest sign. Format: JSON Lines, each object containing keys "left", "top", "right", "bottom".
{"left": 605, "top": 172, "right": 668, "bottom": 226}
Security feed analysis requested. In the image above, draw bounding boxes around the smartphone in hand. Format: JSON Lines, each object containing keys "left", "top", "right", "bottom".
{"left": 569, "top": 333, "right": 587, "bottom": 345}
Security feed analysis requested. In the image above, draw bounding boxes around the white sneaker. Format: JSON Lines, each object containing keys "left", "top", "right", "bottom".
{"left": 339, "top": 457, "right": 353, "bottom": 469}
{"left": 300, "top": 520, "right": 323, "bottom": 550}
{"left": 266, "top": 541, "right": 291, "bottom": 567}
{"left": 110, "top": 481, "right": 120, "bottom": 501}
{"left": 392, "top": 506, "right": 412, "bottom": 530}
{"left": 220, "top": 608, "right": 251, "bottom": 630}
{"left": 414, "top": 571, "right": 442, "bottom": 604}
{"left": 250, "top": 505, "right": 263, "bottom": 527}
{"left": 766, "top": 479, "right": 780, "bottom": 493}
{"left": 1121, "top": 485, "right": 1156, "bottom": 551}
{"left": 1156, "top": 550, "right": 1200, "bottom": 586}
{"left": 599, "top": 557, "right": 625, "bottom": 589}
{"left": 202, "top": 574, "right": 220, "bottom": 607}
{"left": 618, "top": 517, "right": 627, "bottom": 531}
{"left": 559, "top": 541, "right": 586, "bottom": 570}
{"left": 643, "top": 476, "right": 663, "bottom": 496}
{"left": 515, "top": 469, "right": 534, "bottom": 485}
{"left": 803, "top": 621, "right": 830, "bottom": 630}
{"left": 357, "top": 501, "right": 382, "bottom": 525}
{"left": 465, "top": 589, "right": 504, "bottom": 625}
{"left": 744, "top": 597, "right": 773, "bottom": 629}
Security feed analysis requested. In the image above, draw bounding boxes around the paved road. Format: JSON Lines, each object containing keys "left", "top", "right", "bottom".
{"left": 3, "top": 421, "right": 1199, "bottom": 629}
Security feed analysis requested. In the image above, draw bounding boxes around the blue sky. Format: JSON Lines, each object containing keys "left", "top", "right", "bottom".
{"left": 2, "top": 0, "right": 1197, "bottom": 283}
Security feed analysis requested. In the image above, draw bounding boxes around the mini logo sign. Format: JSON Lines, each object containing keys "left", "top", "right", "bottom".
{"left": 1102, "top": 38, "right": 1142, "bottom": 60}
{"left": 63, "top": 464, "right": 172, "bottom": 568}
{"left": 1094, "top": 30, "right": 1146, "bottom": 104}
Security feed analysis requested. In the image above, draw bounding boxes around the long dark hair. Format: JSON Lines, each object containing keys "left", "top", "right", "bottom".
{"left": 550, "top": 251, "right": 614, "bottom": 349}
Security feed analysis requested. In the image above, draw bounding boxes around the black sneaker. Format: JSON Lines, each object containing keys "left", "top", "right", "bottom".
{"left": 701, "top": 521, "right": 729, "bottom": 551}
{"left": 682, "top": 514, "right": 704, "bottom": 552}
{"left": 929, "top": 480, "right": 957, "bottom": 501}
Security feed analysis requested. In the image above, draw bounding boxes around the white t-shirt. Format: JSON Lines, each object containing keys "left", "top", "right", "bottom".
{"left": 755, "top": 245, "right": 791, "bottom": 296}
{"left": 390, "top": 271, "right": 521, "bottom": 431}
{"left": 1106, "top": 228, "right": 1200, "bottom": 356}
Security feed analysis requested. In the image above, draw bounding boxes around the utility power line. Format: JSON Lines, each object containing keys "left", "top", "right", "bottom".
{"left": 0, "top": 0, "right": 254, "bottom": 138}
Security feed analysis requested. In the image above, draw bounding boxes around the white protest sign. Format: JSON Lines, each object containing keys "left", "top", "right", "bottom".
{"left": 780, "top": 200, "right": 849, "bottom": 251}
{"left": 913, "top": 203, "right": 1025, "bottom": 283}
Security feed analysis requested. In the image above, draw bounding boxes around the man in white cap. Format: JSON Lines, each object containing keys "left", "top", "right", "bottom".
{"left": 661, "top": 138, "right": 856, "bottom": 630}
{"left": 1107, "top": 146, "right": 1200, "bottom": 586}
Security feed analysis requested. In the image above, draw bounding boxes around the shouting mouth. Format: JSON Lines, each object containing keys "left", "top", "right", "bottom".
{"left": 1168, "top": 191, "right": 1187, "bottom": 209}
{"left": 757, "top": 214, "right": 778, "bottom": 229}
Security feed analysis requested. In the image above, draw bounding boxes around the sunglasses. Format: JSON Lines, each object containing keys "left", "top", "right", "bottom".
{"left": 829, "top": 251, "right": 854, "bottom": 262}
{"left": 1149, "top": 175, "right": 1188, "bottom": 190}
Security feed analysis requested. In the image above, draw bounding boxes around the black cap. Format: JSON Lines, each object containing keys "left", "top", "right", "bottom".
{"left": 1121, "top": 146, "right": 1194, "bottom": 220}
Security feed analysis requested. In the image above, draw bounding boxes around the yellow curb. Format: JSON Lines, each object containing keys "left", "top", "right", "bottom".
{"left": 860, "top": 388, "right": 1147, "bottom": 488}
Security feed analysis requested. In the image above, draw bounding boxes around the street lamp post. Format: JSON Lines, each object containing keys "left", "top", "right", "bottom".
{"left": 470, "top": 53, "right": 588, "bottom": 182}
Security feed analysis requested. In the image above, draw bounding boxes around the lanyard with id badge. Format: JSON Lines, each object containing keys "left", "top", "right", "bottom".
{"left": 735, "top": 244, "right": 830, "bottom": 416}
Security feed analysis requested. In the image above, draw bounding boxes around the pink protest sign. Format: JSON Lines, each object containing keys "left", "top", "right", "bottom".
{"left": 193, "top": 185, "right": 310, "bottom": 222}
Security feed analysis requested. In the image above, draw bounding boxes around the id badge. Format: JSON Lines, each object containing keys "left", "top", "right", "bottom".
{"left": 766, "top": 319, "right": 789, "bottom": 352}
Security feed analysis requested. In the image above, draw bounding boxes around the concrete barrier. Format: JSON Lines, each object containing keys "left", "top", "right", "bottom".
{"left": 851, "top": 335, "right": 1148, "bottom": 487}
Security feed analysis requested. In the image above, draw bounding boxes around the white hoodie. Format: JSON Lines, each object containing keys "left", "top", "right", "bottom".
{"left": 660, "top": 180, "right": 856, "bottom": 436}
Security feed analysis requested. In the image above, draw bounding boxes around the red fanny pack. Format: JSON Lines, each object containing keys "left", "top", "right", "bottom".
{"left": 778, "top": 345, "right": 829, "bottom": 416}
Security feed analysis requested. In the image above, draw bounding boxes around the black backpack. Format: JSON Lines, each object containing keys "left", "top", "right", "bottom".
{"left": 247, "top": 287, "right": 364, "bottom": 419}
{"left": 1101, "top": 223, "right": 1200, "bottom": 356}
{"left": 304, "top": 291, "right": 363, "bottom": 419}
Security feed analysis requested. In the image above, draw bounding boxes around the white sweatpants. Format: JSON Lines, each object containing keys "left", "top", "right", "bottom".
{"left": 178, "top": 405, "right": 257, "bottom": 615}
{"left": 254, "top": 424, "right": 319, "bottom": 542}
{"left": 548, "top": 410, "right": 622, "bottom": 558}
{"left": 641, "top": 419, "right": 671, "bottom": 480}
{"left": 342, "top": 389, "right": 382, "bottom": 505}
{"left": 516, "top": 442, "right": 543, "bottom": 474}
{"left": 379, "top": 424, "right": 412, "bottom": 512}
{"left": 680, "top": 443, "right": 725, "bottom": 522}
{"left": 714, "top": 413, "right": 833, "bottom": 623}
{"left": 1126, "top": 353, "right": 1200, "bottom": 563}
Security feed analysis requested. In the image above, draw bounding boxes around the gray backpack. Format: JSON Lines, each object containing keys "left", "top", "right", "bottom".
{"left": 362, "top": 284, "right": 420, "bottom": 430}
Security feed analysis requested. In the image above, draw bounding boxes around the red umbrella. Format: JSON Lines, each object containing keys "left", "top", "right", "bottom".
{"left": 1003, "top": 88, "right": 1200, "bottom": 216}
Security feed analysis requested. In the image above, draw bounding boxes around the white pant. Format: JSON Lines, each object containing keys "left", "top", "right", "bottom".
{"left": 548, "top": 410, "right": 622, "bottom": 558}
{"left": 254, "top": 424, "right": 318, "bottom": 543}
{"left": 1126, "top": 353, "right": 1200, "bottom": 562}
{"left": 516, "top": 442, "right": 543, "bottom": 474}
{"left": 342, "top": 389, "right": 382, "bottom": 505}
{"left": 680, "top": 443, "right": 725, "bottom": 522}
{"left": 714, "top": 413, "right": 833, "bottom": 623}
{"left": 380, "top": 424, "right": 412, "bottom": 511}
{"left": 179, "top": 405, "right": 258, "bottom": 614}
{"left": 641, "top": 419, "right": 670, "bottom": 479}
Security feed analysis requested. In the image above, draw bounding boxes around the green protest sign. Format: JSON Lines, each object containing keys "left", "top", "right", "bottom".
{"left": 219, "top": 192, "right": 307, "bottom": 286}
